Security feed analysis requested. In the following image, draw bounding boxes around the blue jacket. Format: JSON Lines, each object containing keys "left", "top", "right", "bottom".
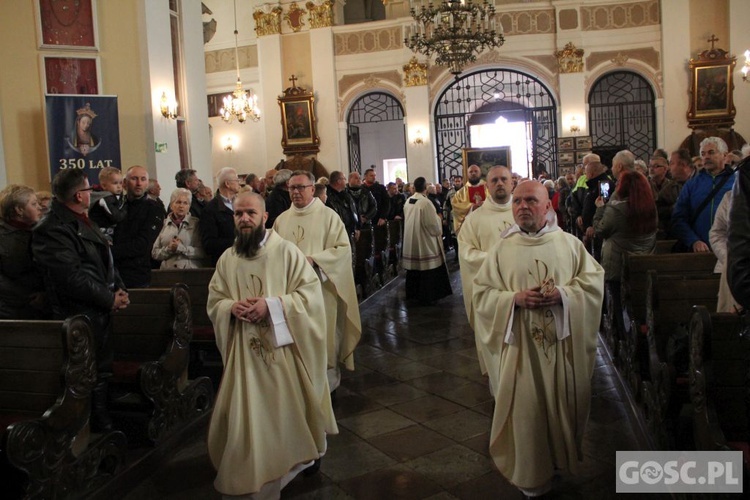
{"left": 670, "top": 167, "right": 734, "bottom": 249}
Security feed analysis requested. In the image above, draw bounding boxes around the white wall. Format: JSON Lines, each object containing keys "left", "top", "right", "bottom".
{"left": 357, "top": 121, "right": 406, "bottom": 179}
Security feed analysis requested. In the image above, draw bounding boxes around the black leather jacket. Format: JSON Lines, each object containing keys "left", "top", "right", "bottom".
{"left": 348, "top": 187, "right": 377, "bottom": 226}
{"left": 728, "top": 158, "right": 750, "bottom": 308}
{"left": 326, "top": 186, "right": 359, "bottom": 236}
{"left": 32, "top": 200, "right": 124, "bottom": 320}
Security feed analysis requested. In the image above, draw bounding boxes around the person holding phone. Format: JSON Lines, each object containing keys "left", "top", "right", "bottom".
{"left": 593, "top": 170, "right": 657, "bottom": 283}
{"left": 580, "top": 160, "right": 615, "bottom": 257}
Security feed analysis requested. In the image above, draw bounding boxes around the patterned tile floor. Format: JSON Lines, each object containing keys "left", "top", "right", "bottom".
{"left": 124, "top": 257, "right": 652, "bottom": 499}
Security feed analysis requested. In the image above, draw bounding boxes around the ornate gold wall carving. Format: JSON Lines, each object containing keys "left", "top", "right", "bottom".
{"left": 306, "top": 0, "right": 334, "bottom": 29}
{"left": 253, "top": 6, "right": 283, "bottom": 37}
{"left": 334, "top": 26, "right": 403, "bottom": 55}
{"left": 580, "top": 0, "right": 659, "bottom": 31}
{"left": 284, "top": 3, "right": 306, "bottom": 33}
{"left": 205, "top": 45, "right": 259, "bottom": 73}
{"left": 403, "top": 57, "right": 428, "bottom": 87}
{"left": 556, "top": 42, "right": 584, "bottom": 73}
{"left": 586, "top": 47, "right": 660, "bottom": 71}
{"left": 496, "top": 9, "right": 556, "bottom": 36}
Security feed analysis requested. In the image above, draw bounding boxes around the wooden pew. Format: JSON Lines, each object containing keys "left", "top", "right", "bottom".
{"left": 617, "top": 252, "right": 717, "bottom": 397}
{"left": 111, "top": 285, "right": 213, "bottom": 445}
{"left": 688, "top": 306, "right": 749, "bottom": 462}
{"left": 150, "top": 268, "right": 215, "bottom": 346}
{"left": 353, "top": 227, "right": 374, "bottom": 300}
{"left": 0, "top": 315, "right": 126, "bottom": 499}
{"left": 655, "top": 239, "right": 677, "bottom": 254}
{"left": 384, "top": 218, "right": 403, "bottom": 281}
{"left": 641, "top": 271, "right": 719, "bottom": 449}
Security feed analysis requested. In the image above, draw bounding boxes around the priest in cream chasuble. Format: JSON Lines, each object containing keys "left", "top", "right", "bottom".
{"left": 402, "top": 177, "right": 452, "bottom": 304}
{"left": 273, "top": 171, "right": 361, "bottom": 391}
{"left": 207, "top": 192, "right": 337, "bottom": 497}
{"left": 473, "top": 181, "right": 604, "bottom": 497}
{"left": 458, "top": 166, "right": 516, "bottom": 376}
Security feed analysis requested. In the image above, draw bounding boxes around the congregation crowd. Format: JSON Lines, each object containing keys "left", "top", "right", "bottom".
{"left": 2, "top": 135, "right": 750, "bottom": 499}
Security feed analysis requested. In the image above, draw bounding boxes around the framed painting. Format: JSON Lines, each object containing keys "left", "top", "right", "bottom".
{"left": 557, "top": 137, "right": 574, "bottom": 151}
{"left": 686, "top": 43, "right": 736, "bottom": 128}
{"left": 576, "top": 150, "right": 592, "bottom": 163}
{"left": 575, "top": 136, "right": 592, "bottom": 150}
{"left": 558, "top": 164, "right": 575, "bottom": 177}
{"left": 37, "top": 0, "right": 98, "bottom": 50}
{"left": 278, "top": 82, "right": 320, "bottom": 155}
{"left": 558, "top": 151, "right": 574, "bottom": 164}
{"left": 462, "top": 146, "right": 511, "bottom": 180}
{"left": 43, "top": 55, "right": 100, "bottom": 95}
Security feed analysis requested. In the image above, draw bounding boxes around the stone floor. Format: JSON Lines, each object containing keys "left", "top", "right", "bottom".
{"left": 123, "top": 257, "right": 652, "bottom": 500}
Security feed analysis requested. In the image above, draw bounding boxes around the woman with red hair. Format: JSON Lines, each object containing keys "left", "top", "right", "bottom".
{"left": 593, "top": 171, "right": 657, "bottom": 283}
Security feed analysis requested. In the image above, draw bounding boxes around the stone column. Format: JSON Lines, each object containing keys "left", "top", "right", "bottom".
{"left": 660, "top": 0, "right": 692, "bottom": 150}
{"left": 255, "top": 5, "right": 285, "bottom": 166}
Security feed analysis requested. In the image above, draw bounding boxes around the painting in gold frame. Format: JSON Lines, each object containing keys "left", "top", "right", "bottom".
{"left": 461, "top": 146, "right": 511, "bottom": 180}
{"left": 686, "top": 44, "right": 736, "bottom": 129}
{"left": 278, "top": 82, "right": 320, "bottom": 155}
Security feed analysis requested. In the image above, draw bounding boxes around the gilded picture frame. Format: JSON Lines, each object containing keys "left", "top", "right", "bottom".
{"left": 686, "top": 45, "right": 736, "bottom": 128}
{"left": 461, "top": 146, "right": 511, "bottom": 180}
{"left": 278, "top": 84, "right": 320, "bottom": 155}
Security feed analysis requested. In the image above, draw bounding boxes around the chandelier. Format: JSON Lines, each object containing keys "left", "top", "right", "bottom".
{"left": 220, "top": 0, "right": 261, "bottom": 124}
{"left": 404, "top": 0, "right": 505, "bottom": 76}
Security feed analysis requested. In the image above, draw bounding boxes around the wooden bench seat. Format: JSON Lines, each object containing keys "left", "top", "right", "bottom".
{"left": 111, "top": 285, "right": 213, "bottom": 444}
{"left": 641, "top": 271, "right": 719, "bottom": 449}
{"left": 616, "top": 252, "right": 718, "bottom": 397}
{"left": 0, "top": 315, "right": 126, "bottom": 499}
{"left": 689, "top": 306, "right": 749, "bottom": 466}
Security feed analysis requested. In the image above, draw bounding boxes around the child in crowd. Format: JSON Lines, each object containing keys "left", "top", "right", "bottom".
{"left": 89, "top": 166, "right": 127, "bottom": 241}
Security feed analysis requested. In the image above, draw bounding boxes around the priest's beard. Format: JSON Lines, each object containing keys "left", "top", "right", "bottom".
{"left": 468, "top": 177, "right": 481, "bottom": 186}
{"left": 234, "top": 225, "right": 266, "bottom": 258}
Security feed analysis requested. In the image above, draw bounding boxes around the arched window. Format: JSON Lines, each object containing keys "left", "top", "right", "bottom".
{"left": 588, "top": 71, "right": 656, "bottom": 165}
{"left": 434, "top": 69, "right": 557, "bottom": 180}
{"left": 346, "top": 92, "right": 405, "bottom": 174}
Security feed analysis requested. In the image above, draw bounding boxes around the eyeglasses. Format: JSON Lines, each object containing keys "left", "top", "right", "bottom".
{"left": 77, "top": 187, "right": 94, "bottom": 192}
{"left": 289, "top": 184, "right": 313, "bottom": 192}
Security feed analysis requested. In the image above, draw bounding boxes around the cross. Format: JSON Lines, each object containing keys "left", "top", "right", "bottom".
{"left": 289, "top": 74, "right": 298, "bottom": 87}
{"left": 707, "top": 34, "right": 719, "bottom": 50}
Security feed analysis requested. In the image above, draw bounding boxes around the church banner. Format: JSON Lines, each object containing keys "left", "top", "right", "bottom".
{"left": 45, "top": 95, "right": 121, "bottom": 186}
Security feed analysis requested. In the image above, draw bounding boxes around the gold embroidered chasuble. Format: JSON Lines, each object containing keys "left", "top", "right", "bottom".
{"left": 402, "top": 192, "right": 445, "bottom": 271}
{"left": 451, "top": 180, "right": 490, "bottom": 234}
{"left": 273, "top": 198, "right": 361, "bottom": 370}
{"left": 472, "top": 227, "right": 604, "bottom": 490}
{"left": 457, "top": 197, "right": 515, "bottom": 374}
{"left": 206, "top": 230, "right": 337, "bottom": 496}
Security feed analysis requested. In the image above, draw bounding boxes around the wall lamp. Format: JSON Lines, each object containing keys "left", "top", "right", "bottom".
{"left": 742, "top": 49, "right": 749, "bottom": 82}
{"left": 160, "top": 91, "right": 178, "bottom": 119}
{"left": 569, "top": 116, "right": 580, "bottom": 135}
{"left": 223, "top": 136, "right": 235, "bottom": 152}
{"left": 413, "top": 129, "right": 425, "bottom": 146}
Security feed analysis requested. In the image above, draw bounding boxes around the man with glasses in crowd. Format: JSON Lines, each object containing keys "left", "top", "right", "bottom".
{"left": 201, "top": 167, "right": 242, "bottom": 265}
{"left": 273, "top": 170, "right": 362, "bottom": 394}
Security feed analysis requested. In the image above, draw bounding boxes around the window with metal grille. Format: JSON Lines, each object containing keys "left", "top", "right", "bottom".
{"left": 588, "top": 71, "right": 656, "bottom": 165}
{"left": 434, "top": 69, "right": 557, "bottom": 180}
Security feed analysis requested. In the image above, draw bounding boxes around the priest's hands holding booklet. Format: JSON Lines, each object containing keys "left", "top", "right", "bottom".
{"left": 513, "top": 277, "right": 561, "bottom": 309}
{"left": 231, "top": 297, "right": 269, "bottom": 323}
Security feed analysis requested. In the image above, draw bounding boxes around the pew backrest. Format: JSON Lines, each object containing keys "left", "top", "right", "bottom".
{"left": 150, "top": 268, "right": 214, "bottom": 341}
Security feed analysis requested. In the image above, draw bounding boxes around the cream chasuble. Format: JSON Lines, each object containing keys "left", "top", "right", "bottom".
{"left": 451, "top": 180, "right": 489, "bottom": 234}
{"left": 273, "top": 198, "right": 361, "bottom": 371}
{"left": 402, "top": 192, "right": 445, "bottom": 271}
{"left": 457, "top": 197, "right": 515, "bottom": 374}
{"left": 206, "top": 230, "right": 337, "bottom": 496}
{"left": 472, "top": 227, "right": 604, "bottom": 490}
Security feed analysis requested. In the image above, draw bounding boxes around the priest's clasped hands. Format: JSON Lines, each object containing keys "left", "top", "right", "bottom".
{"left": 514, "top": 286, "right": 562, "bottom": 309}
{"left": 231, "top": 297, "right": 269, "bottom": 323}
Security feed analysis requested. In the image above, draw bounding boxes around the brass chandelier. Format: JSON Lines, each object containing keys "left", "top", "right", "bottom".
{"left": 220, "top": 0, "right": 261, "bottom": 124}
{"left": 404, "top": 0, "right": 505, "bottom": 76}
